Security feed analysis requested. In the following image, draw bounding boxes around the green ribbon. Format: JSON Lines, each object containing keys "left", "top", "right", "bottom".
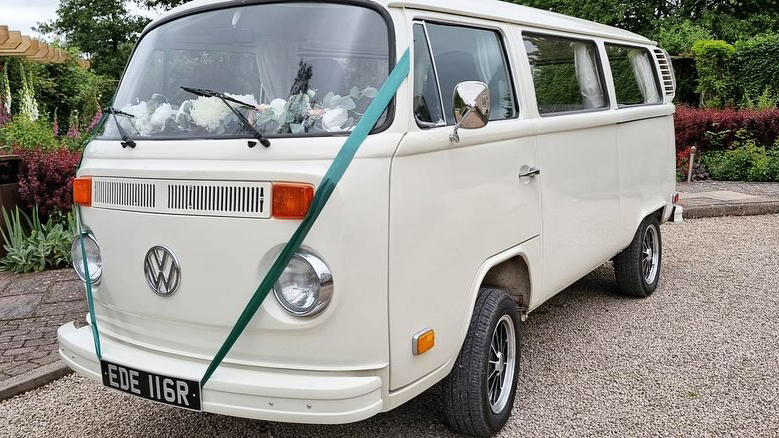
{"left": 77, "top": 205, "right": 102, "bottom": 360}
{"left": 76, "top": 110, "right": 110, "bottom": 360}
{"left": 200, "top": 49, "right": 410, "bottom": 386}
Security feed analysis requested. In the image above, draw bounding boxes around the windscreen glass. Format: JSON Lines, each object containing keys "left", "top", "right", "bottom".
{"left": 99, "top": 3, "right": 390, "bottom": 140}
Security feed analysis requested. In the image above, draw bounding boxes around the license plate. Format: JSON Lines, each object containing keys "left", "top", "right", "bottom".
{"left": 101, "top": 360, "right": 201, "bottom": 410}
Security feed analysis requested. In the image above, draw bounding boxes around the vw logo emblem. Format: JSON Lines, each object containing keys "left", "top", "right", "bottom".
{"left": 143, "top": 246, "right": 181, "bottom": 296}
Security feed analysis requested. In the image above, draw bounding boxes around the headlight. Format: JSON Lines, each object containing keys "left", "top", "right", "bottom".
{"left": 71, "top": 232, "right": 102, "bottom": 284}
{"left": 273, "top": 251, "right": 333, "bottom": 316}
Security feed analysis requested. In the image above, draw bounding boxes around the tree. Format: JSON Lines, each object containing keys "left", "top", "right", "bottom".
{"left": 512, "top": 0, "right": 779, "bottom": 46}
{"left": 134, "top": 0, "right": 187, "bottom": 9}
{"left": 36, "top": 0, "right": 150, "bottom": 79}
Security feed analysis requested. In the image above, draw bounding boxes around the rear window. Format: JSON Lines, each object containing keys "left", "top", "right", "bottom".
{"left": 605, "top": 44, "right": 662, "bottom": 106}
{"left": 523, "top": 33, "right": 608, "bottom": 115}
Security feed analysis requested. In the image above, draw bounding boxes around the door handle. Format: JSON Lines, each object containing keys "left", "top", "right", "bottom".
{"left": 518, "top": 166, "right": 541, "bottom": 179}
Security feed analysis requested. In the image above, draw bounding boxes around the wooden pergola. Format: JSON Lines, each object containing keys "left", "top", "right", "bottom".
{"left": 0, "top": 25, "right": 90, "bottom": 68}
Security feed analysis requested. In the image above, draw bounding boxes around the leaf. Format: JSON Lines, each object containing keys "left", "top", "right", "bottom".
{"left": 323, "top": 92, "right": 336, "bottom": 108}
{"left": 362, "top": 87, "right": 378, "bottom": 98}
{"left": 350, "top": 86, "right": 360, "bottom": 98}
{"left": 290, "top": 123, "right": 305, "bottom": 134}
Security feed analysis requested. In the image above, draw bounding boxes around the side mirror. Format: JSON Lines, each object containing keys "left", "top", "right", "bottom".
{"left": 450, "top": 81, "right": 490, "bottom": 143}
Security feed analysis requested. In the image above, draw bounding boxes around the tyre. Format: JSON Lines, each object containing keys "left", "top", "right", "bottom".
{"left": 614, "top": 215, "right": 662, "bottom": 298}
{"left": 442, "top": 288, "right": 520, "bottom": 436}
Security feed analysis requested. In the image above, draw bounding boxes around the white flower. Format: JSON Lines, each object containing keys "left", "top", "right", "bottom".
{"left": 321, "top": 108, "right": 348, "bottom": 132}
{"left": 190, "top": 96, "right": 231, "bottom": 132}
{"left": 269, "top": 98, "right": 287, "bottom": 115}
{"left": 121, "top": 101, "right": 152, "bottom": 135}
{"left": 175, "top": 100, "right": 193, "bottom": 124}
{"left": 148, "top": 103, "right": 172, "bottom": 133}
{"left": 226, "top": 93, "right": 258, "bottom": 109}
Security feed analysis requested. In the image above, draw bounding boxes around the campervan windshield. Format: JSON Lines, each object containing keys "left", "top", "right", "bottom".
{"left": 99, "top": 2, "right": 390, "bottom": 140}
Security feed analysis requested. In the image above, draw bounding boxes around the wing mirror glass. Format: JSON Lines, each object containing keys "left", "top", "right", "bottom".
{"left": 450, "top": 81, "right": 490, "bottom": 143}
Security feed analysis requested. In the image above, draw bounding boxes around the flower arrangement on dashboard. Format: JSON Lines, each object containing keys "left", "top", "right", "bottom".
{"left": 117, "top": 86, "right": 378, "bottom": 136}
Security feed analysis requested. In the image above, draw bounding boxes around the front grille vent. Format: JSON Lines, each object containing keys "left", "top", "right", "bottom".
{"left": 654, "top": 48, "right": 676, "bottom": 99}
{"left": 91, "top": 178, "right": 272, "bottom": 219}
{"left": 167, "top": 183, "right": 267, "bottom": 217}
{"left": 93, "top": 179, "right": 156, "bottom": 210}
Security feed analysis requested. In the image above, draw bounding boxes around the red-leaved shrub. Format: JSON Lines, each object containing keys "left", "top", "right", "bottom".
{"left": 675, "top": 106, "right": 779, "bottom": 152}
{"left": 15, "top": 148, "right": 81, "bottom": 217}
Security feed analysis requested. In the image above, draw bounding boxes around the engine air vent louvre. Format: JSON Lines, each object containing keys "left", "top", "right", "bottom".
{"left": 93, "top": 179, "right": 156, "bottom": 210}
{"left": 167, "top": 183, "right": 267, "bottom": 216}
{"left": 654, "top": 48, "right": 676, "bottom": 99}
{"left": 90, "top": 177, "right": 272, "bottom": 219}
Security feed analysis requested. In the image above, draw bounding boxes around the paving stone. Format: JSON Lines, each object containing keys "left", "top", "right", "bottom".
{"left": 0, "top": 273, "right": 15, "bottom": 295}
{"left": 31, "top": 353, "right": 61, "bottom": 366}
{"left": 5, "top": 362, "right": 38, "bottom": 376}
{"left": 0, "top": 294, "right": 43, "bottom": 320}
{"left": 11, "top": 331, "right": 43, "bottom": 341}
{"left": 4, "top": 346, "right": 36, "bottom": 357}
{"left": 34, "top": 300, "right": 88, "bottom": 317}
{"left": 14, "top": 350, "right": 48, "bottom": 361}
{"left": 0, "top": 340, "right": 24, "bottom": 350}
{"left": 0, "top": 273, "right": 54, "bottom": 297}
{"left": 23, "top": 338, "right": 55, "bottom": 348}
{"left": 49, "top": 269, "right": 79, "bottom": 282}
{"left": 44, "top": 280, "right": 85, "bottom": 304}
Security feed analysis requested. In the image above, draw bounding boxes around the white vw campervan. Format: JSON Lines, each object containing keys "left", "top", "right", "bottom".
{"left": 59, "top": 0, "right": 681, "bottom": 435}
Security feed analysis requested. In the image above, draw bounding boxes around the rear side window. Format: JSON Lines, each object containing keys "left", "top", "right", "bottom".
{"left": 605, "top": 44, "right": 662, "bottom": 106}
{"left": 523, "top": 33, "right": 608, "bottom": 115}
{"left": 413, "top": 22, "right": 517, "bottom": 127}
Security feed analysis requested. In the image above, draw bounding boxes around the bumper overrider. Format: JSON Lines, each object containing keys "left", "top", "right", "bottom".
{"left": 58, "top": 322, "right": 384, "bottom": 424}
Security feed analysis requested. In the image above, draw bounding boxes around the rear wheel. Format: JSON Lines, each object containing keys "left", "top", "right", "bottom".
{"left": 614, "top": 215, "right": 662, "bottom": 297}
{"left": 442, "top": 288, "right": 519, "bottom": 436}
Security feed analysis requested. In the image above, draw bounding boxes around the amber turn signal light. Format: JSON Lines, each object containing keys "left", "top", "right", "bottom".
{"left": 413, "top": 328, "right": 435, "bottom": 355}
{"left": 73, "top": 177, "right": 92, "bottom": 206}
{"left": 272, "top": 183, "right": 314, "bottom": 220}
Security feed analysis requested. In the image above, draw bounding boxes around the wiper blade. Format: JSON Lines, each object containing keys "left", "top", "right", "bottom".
{"left": 105, "top": 107, "right": 137, "bottom": 149}
{"left": 181, "top": 86, "right": 270, "bottom": 148}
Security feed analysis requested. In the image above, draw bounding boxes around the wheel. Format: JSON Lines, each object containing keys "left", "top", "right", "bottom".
{"left": 442, "top": 288, "right": 520, "bottom": 436}
{"left": 614, "top": 215, "right": 662, "bottom": 298}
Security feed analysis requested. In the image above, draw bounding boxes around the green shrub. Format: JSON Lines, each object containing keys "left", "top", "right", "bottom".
{"left": 735, "top": 34, "right": 779, "bottom": 106}
{"left": 0, "top": 114, "right": 57, "bottom": 149}
{"left": 701, "top": 132, "right": 779, "bottom": 182}
{"left": 691, "top": 40, "right": 736, "bottom": 108}
{"left": 0, "top": 206, "right": 76, "bottom": 273}
{"left": 657, "top": 21, "right": 713, "bottom": 55}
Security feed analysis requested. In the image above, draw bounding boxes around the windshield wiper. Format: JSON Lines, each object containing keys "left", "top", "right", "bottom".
{"left": 105, "top": 107, "right": 137, "bottom": 149}
{"left": 181, "top": 86, "right": 270, "bottom": 148}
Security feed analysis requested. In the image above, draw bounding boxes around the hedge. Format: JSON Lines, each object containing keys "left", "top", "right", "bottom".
{"left": 674, "top": 106, "right": 779, "bottom": 152}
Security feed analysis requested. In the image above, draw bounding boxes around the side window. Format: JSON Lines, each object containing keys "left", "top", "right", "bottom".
{"left": 605, "top": 44, "right": 662, "bottom": 106}
{"left": 523, "top": 33, "right": 608, "bottom": 115}
{"left": 414, "top": 22, "right": 517, "bottom": 127}
{"left": 413, "top": 24, "right": 445, "bottom": 126}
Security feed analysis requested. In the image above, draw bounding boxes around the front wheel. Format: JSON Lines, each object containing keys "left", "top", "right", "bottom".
{"left": 441, "top": 288, "right": 519, "bottom": 436}
{"left": 614, "top": 215, "right": 662, "bottom": 297}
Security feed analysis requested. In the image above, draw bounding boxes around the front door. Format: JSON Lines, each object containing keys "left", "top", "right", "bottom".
{"left": 387, "top": 17, "right": 541, "bottom": 390}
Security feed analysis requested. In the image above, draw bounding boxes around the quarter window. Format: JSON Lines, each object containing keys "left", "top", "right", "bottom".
{"left": 414, "top": 22, "right": 517, "bottom": 127}
{"left": 605, "top": 44, "right": 662, "bottom": 106}
{"left": 523, "top": 34, "right": 608, "bottom": 115}
{"left": 413, "top": 24, "right": 445, "bottom": 126}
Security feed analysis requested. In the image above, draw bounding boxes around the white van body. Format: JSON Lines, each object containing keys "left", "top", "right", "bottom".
{"left": 59, "top": 0, "right": 679, "bottom": 431}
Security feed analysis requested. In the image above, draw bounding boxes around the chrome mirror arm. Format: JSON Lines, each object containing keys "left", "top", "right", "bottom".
{"left": 450, "top": 105, "right": 475, "bottom": 143}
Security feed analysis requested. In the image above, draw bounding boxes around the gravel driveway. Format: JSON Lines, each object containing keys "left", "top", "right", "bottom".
{"left": 1, "top": 215, "right": 778, "bottom": 437}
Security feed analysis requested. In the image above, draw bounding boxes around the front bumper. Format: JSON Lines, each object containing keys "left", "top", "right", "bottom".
{"left": 58, "top": 322, "right": 383, "bottom": 424}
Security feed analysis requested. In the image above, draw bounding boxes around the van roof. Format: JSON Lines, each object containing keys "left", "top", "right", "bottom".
{"left": 146, "top": 0, "right": 654, "bottom": 45}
